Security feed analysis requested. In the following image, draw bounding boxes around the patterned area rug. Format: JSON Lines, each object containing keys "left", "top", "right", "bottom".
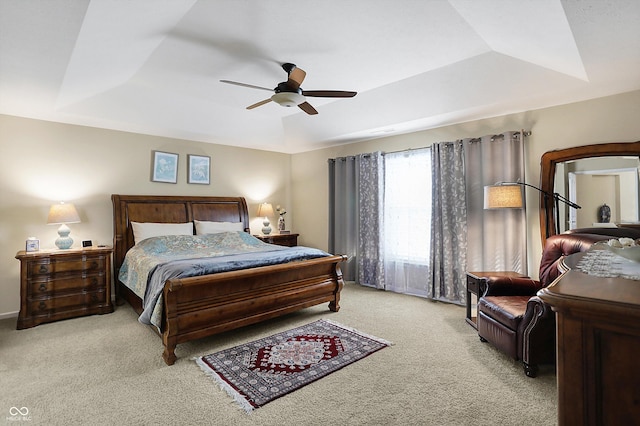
{"left": 195, "top": 319, "right": 392, "bottom": 412}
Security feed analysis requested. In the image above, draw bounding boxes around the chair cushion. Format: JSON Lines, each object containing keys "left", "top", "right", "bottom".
{"left": 478, "top": 296, "right": 531, "bottom": 330}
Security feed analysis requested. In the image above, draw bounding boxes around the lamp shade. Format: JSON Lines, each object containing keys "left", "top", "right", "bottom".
{"left": 47, "top": 202, "right": 81, "bottom": 224}
{"left": 257, "top": 203, "right": 274, "bottom": 217}
{"left": 484, "top": 185, "right": 524, "bottom": 209}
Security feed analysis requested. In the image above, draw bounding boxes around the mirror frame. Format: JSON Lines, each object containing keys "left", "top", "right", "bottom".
{"left": 539, "top": 140, "right": 640, "bottom": 246}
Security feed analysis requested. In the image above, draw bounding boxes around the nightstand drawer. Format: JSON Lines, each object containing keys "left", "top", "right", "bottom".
{"left": 28, "top": 289, "right": 106, "bottom": 313}
{"left": 28, "top": 256, "right": 106, "bottom": 276}
{"left": 29, "top": 274, "right": 105, "bottom": 295}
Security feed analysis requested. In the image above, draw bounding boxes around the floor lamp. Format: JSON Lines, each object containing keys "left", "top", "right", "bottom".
{"left": 484, "top": 182, "right": 581, "bottom": 237}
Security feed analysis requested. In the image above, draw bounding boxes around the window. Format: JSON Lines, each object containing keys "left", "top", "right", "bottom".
{"left": 383, "top": 149, "right": 432, "bottom": 264}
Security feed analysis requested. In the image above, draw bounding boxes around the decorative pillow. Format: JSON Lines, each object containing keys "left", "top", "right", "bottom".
{"left": 131, "top": 222, "right": 193, "bottom": 245}
{"left": 194, "top": 220, "right": 244, "bottom": 235}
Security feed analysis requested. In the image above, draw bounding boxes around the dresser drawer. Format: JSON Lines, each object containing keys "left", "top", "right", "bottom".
{"left": 28, "top": 255, "right": 106, "bottom": 276}
{"left": 28, "top": 274, "right": 105, "bottom": 296}
{"left": 28, "top": 289, "right": 106, "bottom": 313}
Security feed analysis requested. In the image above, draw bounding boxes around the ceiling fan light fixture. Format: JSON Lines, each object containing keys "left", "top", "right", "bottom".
{"left": 271, "top": 92, "right": 305, "bottom": 107}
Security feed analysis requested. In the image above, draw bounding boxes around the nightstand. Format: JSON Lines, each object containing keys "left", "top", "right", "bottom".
{"left": 466, "top": 271, "right": 527, "bottom": 329}
{"left": 254, "top": 233, "right": 299, "bottom": 247}
{"left": 16, "top": 246, "right": 114, "bottom": 329}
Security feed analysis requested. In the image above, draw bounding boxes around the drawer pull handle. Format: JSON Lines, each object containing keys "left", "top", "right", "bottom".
{"left": 91, "top": 278, "right": 98, "bottom": 286}
{"left": 39, "top": 265, "right": 48, "bottom": 273}
{"left": 39, "top": 283, "right": 47, "bottom": 292}
{"left": 90, "top": 294, "right": 99, "bottom": 302}
{"left": 90, "top": 261, "right": 98, "bottom": 268}
{"left": 39, "top": 301, "right": 47, "bottom": 310}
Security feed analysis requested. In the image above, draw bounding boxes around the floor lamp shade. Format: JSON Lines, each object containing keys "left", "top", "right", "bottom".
{"left": 47, "top": 202, "right": 81, "bottom": 249}
{"left": 484, "top": 184, "right": 524, "bottom": 209}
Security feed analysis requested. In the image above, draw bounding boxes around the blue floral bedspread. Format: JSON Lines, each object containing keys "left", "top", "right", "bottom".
{"left": 118, "top": 232, "right": 329, "bottom": 329}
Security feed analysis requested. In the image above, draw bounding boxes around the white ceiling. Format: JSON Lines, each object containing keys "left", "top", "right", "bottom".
{"left": 1, "top": 0, "right": 640, "bottom": 153}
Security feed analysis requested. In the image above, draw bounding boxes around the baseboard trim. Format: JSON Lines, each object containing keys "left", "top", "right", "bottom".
{"left": 0, "top": 311, "right": 19, "bottom": 320}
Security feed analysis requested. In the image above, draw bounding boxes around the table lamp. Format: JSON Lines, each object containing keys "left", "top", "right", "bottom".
{"left": 47, "top": 202, "right": 81, "bottom": 249}
{"left": 257, "top": 203, "right": 274, "bottom": 235}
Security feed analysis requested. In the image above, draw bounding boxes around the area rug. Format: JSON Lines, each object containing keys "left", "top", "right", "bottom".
{"left": 195, "top": 319, "right": 392, "bottom": 412}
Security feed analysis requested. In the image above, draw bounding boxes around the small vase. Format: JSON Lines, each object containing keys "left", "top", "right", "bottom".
{"left": 278, "top": 216, "right": 285, "bottom": 231}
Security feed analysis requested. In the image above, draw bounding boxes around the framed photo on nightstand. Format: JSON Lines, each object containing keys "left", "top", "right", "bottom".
{"left": 25, "top": 238, "right": 39, "bottom": 252}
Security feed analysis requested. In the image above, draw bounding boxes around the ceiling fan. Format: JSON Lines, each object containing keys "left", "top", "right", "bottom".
{"left": 220, "top": 63, "right": 357, "bottom": 115}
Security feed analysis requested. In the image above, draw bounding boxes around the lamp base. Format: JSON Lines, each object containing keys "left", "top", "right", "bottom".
{"left": 55, "top": 224, "right": 73, "bottom": 249}
{"left": 262, "top": 218, "right": 272, "bottom": 235}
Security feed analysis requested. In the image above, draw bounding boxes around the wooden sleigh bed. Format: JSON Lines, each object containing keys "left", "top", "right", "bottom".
{"left": 112, "top": 194, "right": 346, "bottom": 365}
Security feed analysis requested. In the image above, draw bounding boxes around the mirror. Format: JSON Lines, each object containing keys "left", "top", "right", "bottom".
{"left": 539, "top": 141, "right": 640, "bottom": 245}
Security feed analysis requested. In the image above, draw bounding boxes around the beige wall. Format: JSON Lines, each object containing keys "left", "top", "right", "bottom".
{"left": 2, "top": 89, "right": 639, "bottom": 317}
{"left": 0, "top": 115, "right": 291, "bottom": 317}
{"left": 291, "top": 90, "right": 640, "bottom": 279}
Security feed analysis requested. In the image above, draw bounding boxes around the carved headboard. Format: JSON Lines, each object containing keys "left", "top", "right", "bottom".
{"left": 111, "top": 194, "right": 250, "bottom": 275}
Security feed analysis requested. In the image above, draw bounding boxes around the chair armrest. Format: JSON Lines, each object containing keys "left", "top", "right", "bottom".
{"left": 483, "top": 277, "right": 542, "bottom": 296}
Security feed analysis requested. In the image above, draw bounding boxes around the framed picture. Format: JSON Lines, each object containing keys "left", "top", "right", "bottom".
{"left": 151, "top": 150, "right": 178, "bottom": 183}
{"left": 26, "top": 238, "right": 39, "bottom": 252}
{"left": 187, "top": 154, "right": 211, "bottom": 185}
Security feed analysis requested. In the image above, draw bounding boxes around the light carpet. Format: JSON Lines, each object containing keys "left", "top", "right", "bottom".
{"left": 0, "top": 282, "right": 557, "bottom": 425}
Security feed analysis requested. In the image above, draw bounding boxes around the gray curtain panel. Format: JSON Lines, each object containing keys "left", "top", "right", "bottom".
{"left": 328, "top": 152, "right": 384, "bottom": 283}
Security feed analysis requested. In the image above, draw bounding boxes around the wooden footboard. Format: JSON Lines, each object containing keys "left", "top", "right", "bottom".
{"left": 161, "top": 255, "right": 346, "bottom": 365}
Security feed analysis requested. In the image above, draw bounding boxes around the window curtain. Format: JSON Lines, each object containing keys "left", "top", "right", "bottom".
{"left": 429, "top": 141, "right": 467, "bottom": 302}
{"left": 429, "top": 132, "right": 526, "bottom": 303}
{"left": 464, "top": 132, "right": 527, "bottom": 275}
{"left": 329, "top": 132, "right": 526, "bottom": 306}
{"left": 328, "top": 152, "right": 384, "bottom": 285}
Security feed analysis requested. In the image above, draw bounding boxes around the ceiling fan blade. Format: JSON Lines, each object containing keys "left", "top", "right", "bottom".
{"left": 287, "top": 67, "right": 306, "bottom": 89}
{"left": 220, "top": 80, "right": 273, "bottom": 92}
{"left": 247, "top": 99, "right": 272, "bottom": 110}
{"left": 298, "top": 101, "right": 318, "bottom": 115}
{"left": 302, "top": 90, "right": 357, "bottom": 98}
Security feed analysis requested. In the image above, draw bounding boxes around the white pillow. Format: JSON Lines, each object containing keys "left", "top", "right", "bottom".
{"left": 131, "top": 222, "right": 193, "bottom": 245}
{"left": 194, "top": 220, "right": 244, "bottom": 235}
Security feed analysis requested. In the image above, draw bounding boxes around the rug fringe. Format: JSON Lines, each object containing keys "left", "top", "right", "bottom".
{"left": 321, "top": 319, "right": 394, "bottom": 346}
{"left": 193, "top": 356, "right": 255, "bottom": 414}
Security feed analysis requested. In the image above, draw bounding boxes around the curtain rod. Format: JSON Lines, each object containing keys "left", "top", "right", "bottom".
{"left": 327, "top": 130, "right": 531, "bottom": 161}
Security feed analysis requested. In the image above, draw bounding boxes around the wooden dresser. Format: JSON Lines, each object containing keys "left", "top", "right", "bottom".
{"left": 16, "top": 246, "right": 114, "bottom": 329}
{"left": 538, "top": 251, "right": 640, "bottom": 425}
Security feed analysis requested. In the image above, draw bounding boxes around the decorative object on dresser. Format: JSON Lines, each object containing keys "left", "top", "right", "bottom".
{"left": 47, "top": 202, "right": 81, "bottom": 249}
{"left": 195, "top": 319, "right": 391, "bottom": 413}
{"left": 111, "top": 195, "right": 346, "bottom": 365}
{"left": 254, "top": 233, "right": 299, "bottom": 247}
{"left": 539, "top": 248, "right": 640, "bottom": 425}
{"left": 15, "top": 246, "right": 114, "bottom": 329}
{"left": 257, "top": 202, "right": 274, "bottom": 235}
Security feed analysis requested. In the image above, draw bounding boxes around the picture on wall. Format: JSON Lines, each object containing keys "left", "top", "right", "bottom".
{"left": 188, "top": 154, "right": 211, "bottom": 185}
{"left": 151, "top": 150, "right": 178, "bottom": 183}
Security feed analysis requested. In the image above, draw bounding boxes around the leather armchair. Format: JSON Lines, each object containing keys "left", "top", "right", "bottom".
{"left": 477, "top": 227, "right": 640, "bottom": 377}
